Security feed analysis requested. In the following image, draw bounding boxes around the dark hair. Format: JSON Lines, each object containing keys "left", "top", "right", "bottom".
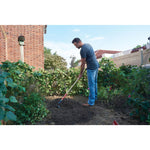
{"left": 72, "top": 38, "right": 81, "bottom": 43}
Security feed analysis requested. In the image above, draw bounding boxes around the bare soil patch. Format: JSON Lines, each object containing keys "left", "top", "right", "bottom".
{"left": 36, "top": 96, "right": 147, "bottom": 125}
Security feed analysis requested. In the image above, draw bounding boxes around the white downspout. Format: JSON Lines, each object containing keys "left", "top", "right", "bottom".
{"left": 20, "top": 43, "right": 24, "bottom": 62}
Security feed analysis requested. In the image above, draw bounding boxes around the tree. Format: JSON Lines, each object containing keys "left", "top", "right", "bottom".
{"left": 44, "top": 47, "right": 67, "bottom": 70}
{"left": 134, "top": 45, "right": 142, "bottom": 49}
{"left": 70, "top": 56, "right": 80, "bottom": 68}
{"left": 44, "top": 47, "right": 51, "bottom": 55}
{"left": 133, "top": 44, "right": 146, "bottom": 49}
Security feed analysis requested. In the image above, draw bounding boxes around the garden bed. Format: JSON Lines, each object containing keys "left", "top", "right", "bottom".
{"left": 45, "top": 98, "right": 94, "bottom": 125}
{"left": 36, "top": 96, "right": 146, "bottom": 125}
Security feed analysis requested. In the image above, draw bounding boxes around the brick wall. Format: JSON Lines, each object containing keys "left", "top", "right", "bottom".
{"left": 110, "top": 49, "right": 150, "bottom": 67}
{"left": 0, "top": 25, "right": 45, "bottom": 70}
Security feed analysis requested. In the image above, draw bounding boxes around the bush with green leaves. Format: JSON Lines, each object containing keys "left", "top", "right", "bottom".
{"left": 124, "top": 67, "right": 150, "bottom": 123}
{"left": 97, "top": 85, "right": 124, "bottom": 104}
{"left": 123, "top": 67, "right": 150, "bottom": 99}
{"left": 0, "top": 60, "right": 49, "bottom": 125}
{"left": 128, "top": 97, "right": 150, "bottom": 123}
{"left": 0, "top": 70, "right": 18, "bottom": 124}
{"left": 119, "top": 64, "right": 137, "bottom": 75}
{"left": 33, "top": 68, "right": 88, "bottom": 96}
{"left": 98, "top": 58, "right": 127, "bottom": 89}
{"left": 1, "top": 60, "right": 35, "bottom": 94}
{"left": 1, "top": 60, "right": 88, "bottom": 97}
{"left": 44, "top": 47, "right": 67, "bottom": 71}
{"left": 11, "top": 92, "right": 49, "bottom": 125}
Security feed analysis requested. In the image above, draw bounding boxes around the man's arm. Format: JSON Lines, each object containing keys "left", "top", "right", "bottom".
{"left": 79, "top": 58, "right": 86, "bottom": 79}
{"left": 79, "top": 48, "right": 86, "bottom": 79}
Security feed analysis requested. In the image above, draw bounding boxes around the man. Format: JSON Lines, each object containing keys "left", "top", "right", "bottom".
{"left": 72, "top": 37, "right": 100, "bottom": 106}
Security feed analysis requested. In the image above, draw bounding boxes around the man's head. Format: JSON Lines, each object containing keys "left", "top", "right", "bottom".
{"left": 72, "top": 38, "right": 83, "bottom": 49}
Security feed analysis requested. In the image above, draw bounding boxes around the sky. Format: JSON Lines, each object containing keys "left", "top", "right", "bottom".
{"left": 44, "top": 25, "right": 150, "bottom": 68}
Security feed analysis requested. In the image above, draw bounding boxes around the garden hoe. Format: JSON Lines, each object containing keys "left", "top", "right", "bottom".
{"left": 57, "top": 69, "right": 86, "bottom": 108}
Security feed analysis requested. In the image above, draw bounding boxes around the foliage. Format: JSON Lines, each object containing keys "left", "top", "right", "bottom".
{"left": 124, "top": 68, "right": 150, "bottom": 123}
{"left": 70, "top": 56, "right": 80, "bottom": 68}
{"left": 97, "top": 86, "right": 124, "bottom": 104}
{"left": 12, "top": 92, "right": 49, "bottom": 125}
{"left": 133, "top": 45, "right": 142, "bottom": 49}
{"left": 0, "top": 70, "right": 18, "bottom": 124}
{"left": 119, "top": 64, "right": 137, "bottom": 75}
{"left": 128, "top": 97, "right": 150, "bottom": 122}
{"left": 44, "top": 47, "right": 67, "bottom": 71}
{"left": 133, "top": 44, "right": 146, "bottom": 49}
{"left": 123, "top": 67, "right": 150, "bottom": 99}
{"left": 44, "top": 47, "right": 52, "bottom": 55}
{"left": 0, "top": 60, "right": 48, "bottom": 125}
{"left": 1, "top": 60, "right": 37, "bottom": 96}
{"left": 33, "top": 68, "right": 88, "bottom": 96}
{"left": 98, "top": 58, "right": 127, "bottom": 88}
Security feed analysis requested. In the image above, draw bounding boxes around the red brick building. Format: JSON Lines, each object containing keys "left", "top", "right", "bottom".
{"left": 0, "top": 25, "right": 47, "bottom": 70}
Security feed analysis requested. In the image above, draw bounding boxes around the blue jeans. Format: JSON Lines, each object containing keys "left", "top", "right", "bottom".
{"left": 87, "top": 68, "right": 98, "bottom": 106}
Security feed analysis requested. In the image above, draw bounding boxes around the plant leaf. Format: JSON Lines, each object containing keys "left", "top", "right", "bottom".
{"left": 9, "top": 96, "right": 17, "bottom": 103}
{"left": 6, "top": 111, "right": 17, "bottom": 121}
{"left": 0, "top": 108, "right": 5, "bottom": 120}
{"left": 0, "top": 97, "right": 9, "bottom": 103}
{"left": 5, "top": 105, "right": 15, "bottom": 111}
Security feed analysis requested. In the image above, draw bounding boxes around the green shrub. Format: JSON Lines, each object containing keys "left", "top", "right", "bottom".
{"left": 125, "top": 67, "right": 150, "bottom": 123}
{"left": 0, "top": 70, "right": 18, "bottom": 124}
{"left": 1, "top": 60, "right": 36, "bottom": 94}
{"left": 123, "top": 67, "right": 150, "bottom": 99}
{"left": 1, "top": 60, "right": 48, "bottom": 125}
{"left": 98, "top": 58, "right": 127, "bottom": 89}
{"left": 98, "top": 86, "right": 124, "bottom": 104}
{"left": 12, "top": 92, "right": 49, "bottom": 125}
{"left": 1, "top": 60, "right": 88, "bottom": 97}
{"left": 33, "top": 68, "right": 88, "bottom": 96}
{"left": 119, "top": 64, "right": 137, "bottom": 75}
{"left": 128, "top": 97, "right": 150, "bottom": 123}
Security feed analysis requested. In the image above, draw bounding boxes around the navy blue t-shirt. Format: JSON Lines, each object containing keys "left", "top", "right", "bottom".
{"left": 80, "top": 43, "right": 100, "bottom": 70}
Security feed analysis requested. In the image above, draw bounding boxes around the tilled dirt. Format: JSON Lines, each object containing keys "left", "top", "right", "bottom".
{"left": 36, "top": 96, "right": 147, "bottom": 125}
{"left": 46, "top": 98, "right": 94, "bottom": 125}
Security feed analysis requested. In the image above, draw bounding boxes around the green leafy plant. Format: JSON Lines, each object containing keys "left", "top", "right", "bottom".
{"left": 98, "top": 58, "right": 127, "bottom": 89}
{"left": 44, "top": 47, "right": 67, "bottom": 71}
{"left": 124, "top": 67, "right": 150, "bottom": 123}
{"left": 1, "top": 60, "right": 49, "bottom": 125}
{"left": 97, "top": 86, "right": 124, "bottom": 104}
{"left": 128, "top": 97, "right": 150, "bottom": 122}
{"left": 12, "top": 92, "right": 49, "bottom": 125}
{"left": 0, "top": 71, "right": 18, "bottom": 124}
{"left": 33, "top": 67, "right": 88, "bottom": 96}
{"left": 123, "top": 67, "right": 150, "bottom": 99}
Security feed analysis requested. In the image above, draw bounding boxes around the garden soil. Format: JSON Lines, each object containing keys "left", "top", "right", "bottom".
{"left": 36, "top": 96, "right": 147, "bottom": 125}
